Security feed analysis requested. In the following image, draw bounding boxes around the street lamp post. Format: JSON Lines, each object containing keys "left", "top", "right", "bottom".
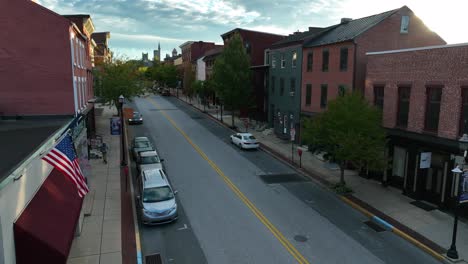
{"left": 119, "top": 95, "right": 127, "bottom": 167}
{"left": 447, "top": 133, "right": 468, "bottom": 259}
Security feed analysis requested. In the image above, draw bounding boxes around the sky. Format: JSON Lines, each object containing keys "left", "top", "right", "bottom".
{"left": 37, "top": 0, "right": 468, "bottom": 60}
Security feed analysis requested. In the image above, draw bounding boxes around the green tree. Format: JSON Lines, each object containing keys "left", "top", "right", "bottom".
{"left": 212, "top": 33, "right": 251, "bottom": 127}
{"left": 94, "top": 59, "right": 144, "bottom": 106}
{"left": 303, "top": 92, "right": 386, "bottom": 185}
{"left": 148, "top": 64, "right": 178, "bottom": 88}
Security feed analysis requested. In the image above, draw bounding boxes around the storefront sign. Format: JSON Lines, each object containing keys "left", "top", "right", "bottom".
{"left": 110, "top": 117, "right": 121, "bottom": 135}
{"left": 420, "top": 152, "right": 432, "bottom": 169}
{"left": 461, "top": 171, "right": 468, "bottom": 204}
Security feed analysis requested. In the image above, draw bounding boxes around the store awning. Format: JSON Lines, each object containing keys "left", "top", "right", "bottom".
{"left": 14, "top": 168, "right": 83, "bottom": 264}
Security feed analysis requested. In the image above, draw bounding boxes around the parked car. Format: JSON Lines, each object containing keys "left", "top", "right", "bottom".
{"left": 161, "top": 88, "right": 170, "bottom": 96}
{"left": 137, "top": 150, "right": 165, "bottom": 173}
{"left": 128, "top": 112, "right": 143, "bottom": 125}
{"left": 230, "top": 133, "right": 259, "bottom": 150}
{"left": 132, "top": 137, "right": 154, "bottom": 160}
{"left": 137, "top": 169, "right": 178, "bottom": 225}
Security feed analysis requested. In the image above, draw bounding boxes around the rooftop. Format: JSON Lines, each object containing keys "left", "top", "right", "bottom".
{"left": 0, "top": 118, "right": 71, "bottom": 182}
{"left": 366, "top": 42, "right": 468, "bottom": 55}
{"left": 143, "top": 169, "right": 167, "bottom": 188}
{"left": 304, "top": 7, "right": 402, "bottom": 47}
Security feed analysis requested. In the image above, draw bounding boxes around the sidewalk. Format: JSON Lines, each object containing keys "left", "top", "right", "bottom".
{"left": 175, "top": 93, "right": 468, "bottom": 263}
{"left": 67, "top": 105, "right": 122, "bottom": 264}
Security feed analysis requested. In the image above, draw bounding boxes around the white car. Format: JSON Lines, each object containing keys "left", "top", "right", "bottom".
{"left": 230, "top": 133, "right": 259, "bottom": 150}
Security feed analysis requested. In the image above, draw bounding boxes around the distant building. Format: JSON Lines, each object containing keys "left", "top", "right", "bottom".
{"left": 91, "top": 31, "right": 111, "bottom": 65}
{"left": 154, "top": 42, "right": 161, "bottom": 62}
{"left": 142, "top": 52, "right": 152, "bottom": 67}
{"left": 221, "top": 28, "right": 284, "bottom": 121}
{"left": 179, "top": 41, "right": 218, "bottom": 90}
{"left": 203, "top": 46, "right": 224, "bottom": 80}
{"left": 196, "top": 56, "right": 206, "bottom": 81}
{"left": 163, "top": 47, "right": 181, "bottom": 65}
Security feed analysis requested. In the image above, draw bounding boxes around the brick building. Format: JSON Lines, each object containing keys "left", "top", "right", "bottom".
{"left": 365, "top": 43, "right": 468, "bottom": 208}
{"left": 221, "top": 28, "right": 284, "bottom": 120}
{"left": 0, "top": 1, "right": 99, "bottom": 263}
{"left": 301, "top": 6, "right": 445, "bottom": 117}
{"left": 179, "top": 41, "right": 218, "bottom": 90}
{"left": 91, "top": 31, "right": 111, "bottom": 65}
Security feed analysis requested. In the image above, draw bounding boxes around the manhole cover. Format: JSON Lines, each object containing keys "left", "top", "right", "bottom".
{"left": 294, "top": 235, "right": 308, "bottom": 242}
{"left": 364, "top": 220, "right": 386, "bottom": 232}
{"left": 259, "top": 173, "right": 309, "bottom": 184}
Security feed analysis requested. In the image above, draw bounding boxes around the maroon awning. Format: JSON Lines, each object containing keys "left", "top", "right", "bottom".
{"left": 14, "top": 168, "right": 83, "bottom": 264}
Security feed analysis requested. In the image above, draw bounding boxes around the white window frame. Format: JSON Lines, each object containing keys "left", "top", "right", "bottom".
{"left": 400, "top": 16, "right": 410, "bottom": 34}
{"left": 272, "top": 55, "right": 276, "bottom": 68}
{"left": 291, "top": 51, "right": 297, "bottom": 68}
{"left": 281, "top": 53, "right": 285, "bottom": 68}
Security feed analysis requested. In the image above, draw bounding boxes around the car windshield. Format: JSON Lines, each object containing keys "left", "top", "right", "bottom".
{"left": 143, "top": 186, "right": 174, "bottom": 202}
{"left": 135, "top": 141, "right": 151, "bottom": 148}
{"left": 133, "top": 114, "right": 141, "bottom": 119}
{"left": 243, "top": 136, "right": 256, "bottom": 140}
{"left": 140, "top": 155, "right": 160, "bottom": 164}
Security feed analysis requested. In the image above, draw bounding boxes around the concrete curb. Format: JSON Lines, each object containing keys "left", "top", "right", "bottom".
{"left": 341, "top": 197, "right": 447, "bottom": 263}
{"left": 169, "top": 93, "right": 455, "bottom": 264}
{"left": 123, "top": 116, "right": 143, "bottom": 264}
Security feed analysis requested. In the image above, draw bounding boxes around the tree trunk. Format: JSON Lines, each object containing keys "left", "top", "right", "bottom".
{"left": 220, "top": 104, "right": 223, "bottom": 123}
{"left": 340, "top": 161, "right": 346, "bottom": 185}
{"left": 231, "top": 111, "right": 235, "bottom": 128}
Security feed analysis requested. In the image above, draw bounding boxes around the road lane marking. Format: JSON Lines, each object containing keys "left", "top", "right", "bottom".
{"left": 148, "top": 98, "right": 310, "bottom": 264}
{"left": 177, "top": 224, "right": 188, "bottom": 231}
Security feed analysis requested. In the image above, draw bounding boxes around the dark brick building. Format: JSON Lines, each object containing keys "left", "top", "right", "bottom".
{"left": 365, "top": 43, "right": 468, "bottom": 208}
{"left": 221, "top": 28, "right": 284, "bottom": 120}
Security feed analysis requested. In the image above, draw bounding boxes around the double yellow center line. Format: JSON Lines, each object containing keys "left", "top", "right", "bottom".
{"left": 148, "top": 98, "right": 310, "bottom": 264}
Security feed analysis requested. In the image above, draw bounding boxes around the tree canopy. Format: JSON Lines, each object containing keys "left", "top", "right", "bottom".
{"left": 303, "top": 92, "right": 386, "bottom": 185}
{"left": 147, "top": 63, "right": 179, "bottom": 88}
{"left": 93, "top": 59, "right": 145, "bottom": 106}
{"left": 212, "top": 33, "right": 252, "bottom": 127}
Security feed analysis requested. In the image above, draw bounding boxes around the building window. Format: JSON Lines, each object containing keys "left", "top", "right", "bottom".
{"left": 340, "top": 47, "right": 348, "bottom": 71}
{"left": 320, "top": 84, "right": 328, "bottom": 108}
{"left": 306, "top": 52, "right": 313, "bottom": 72}
{"left": 245, "top": 41, "right": 251, "bottom": 54}
{"left": 322, "top": 49, "right": 329, "bottom": 72}
{"left": 374, "top": 85, "right": 384, "bottom": 109}
{"left": 281, "top": 53, "right": 285, "bottom": 68}
{"left": 425, "top": 86, "right": 442, "bottom": 132}
{"left": 338, "top": 85, "right": 346, "bottom": 96}
{"left": 292, "top": 51, "right": 297, "bottom": 68}
{"left": 306, "top": 84, "right": 312, "bottom": 106}
{"left": 460, "top": 88, "right": 468, "bottom": 135}
{"left": 290, "top": 78, "right": 295, "bottom": 94}
{"left": 397, "top": 86, "right": 411, "bottom": 127}
{"left": 400, "top": 16, "right": 410, "bottom": 34}
{"left": 271, "top": 76, "right": 275, "bottom": 94}
{"left": 272, "top": 55, "right": 276, "bottom": 68}
{"left": 280, "top": 78, "right": 284, "bottom": 96}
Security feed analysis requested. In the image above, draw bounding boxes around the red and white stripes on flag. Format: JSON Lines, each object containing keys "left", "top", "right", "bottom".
{"left": 42, "top": 134, "right": 89, "bottom": 198}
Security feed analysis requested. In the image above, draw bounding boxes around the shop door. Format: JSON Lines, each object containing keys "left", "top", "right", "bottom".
{"left": 419, "top": 153, "right": 445, "bottom": 204}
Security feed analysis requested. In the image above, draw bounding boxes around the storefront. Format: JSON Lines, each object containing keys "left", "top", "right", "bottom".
{"left": 386, "top": 130, "right": 460, "bottom": 209}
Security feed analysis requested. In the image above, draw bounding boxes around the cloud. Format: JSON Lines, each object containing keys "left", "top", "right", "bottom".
{"left": 112, "top": 33, "right": 185, "bottom": 43}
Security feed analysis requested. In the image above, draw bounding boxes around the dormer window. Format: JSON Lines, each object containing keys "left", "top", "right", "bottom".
{"left": 400, "top": 16, "right": 409, "bottom": 34}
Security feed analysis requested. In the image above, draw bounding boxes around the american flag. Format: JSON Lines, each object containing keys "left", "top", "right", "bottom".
{"left": 42, "top": 134, "right": 89, "bottom": 198}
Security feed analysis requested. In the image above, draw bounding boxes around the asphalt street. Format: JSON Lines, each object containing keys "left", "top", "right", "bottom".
{"left": 126, "top": 94, "right": 442, "bottom": 264}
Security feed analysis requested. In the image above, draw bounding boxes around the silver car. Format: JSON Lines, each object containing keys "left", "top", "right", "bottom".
{"left": 132, "top": 137, "right": 154, "bottom": 160}
{"left": 138, "top": 169, "right": 178, "bottom": 225}
{"left": 137, "top": 150, "right": 165, "bottom": 173}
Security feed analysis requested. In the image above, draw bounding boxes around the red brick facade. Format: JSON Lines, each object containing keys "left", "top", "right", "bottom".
{"left": 0, "top": 1, "right": 94, "bottom": 117}
{"left": 365, "top": 44, "right": 468, "bottom": 140}
{"left": 301, "top": 6, "right": 445, "bottom": 115}
{"left": 301, "top": 41, "right": 355, "bottom": 113}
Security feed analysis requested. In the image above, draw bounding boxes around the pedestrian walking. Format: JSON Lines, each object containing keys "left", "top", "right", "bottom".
{"left": 100, "top": 142, "right": 108, "bottom": 164}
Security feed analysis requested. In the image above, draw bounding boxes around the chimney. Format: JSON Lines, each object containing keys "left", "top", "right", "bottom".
{"left": 341, "top": 18, "right": 353, "bottom": 24}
